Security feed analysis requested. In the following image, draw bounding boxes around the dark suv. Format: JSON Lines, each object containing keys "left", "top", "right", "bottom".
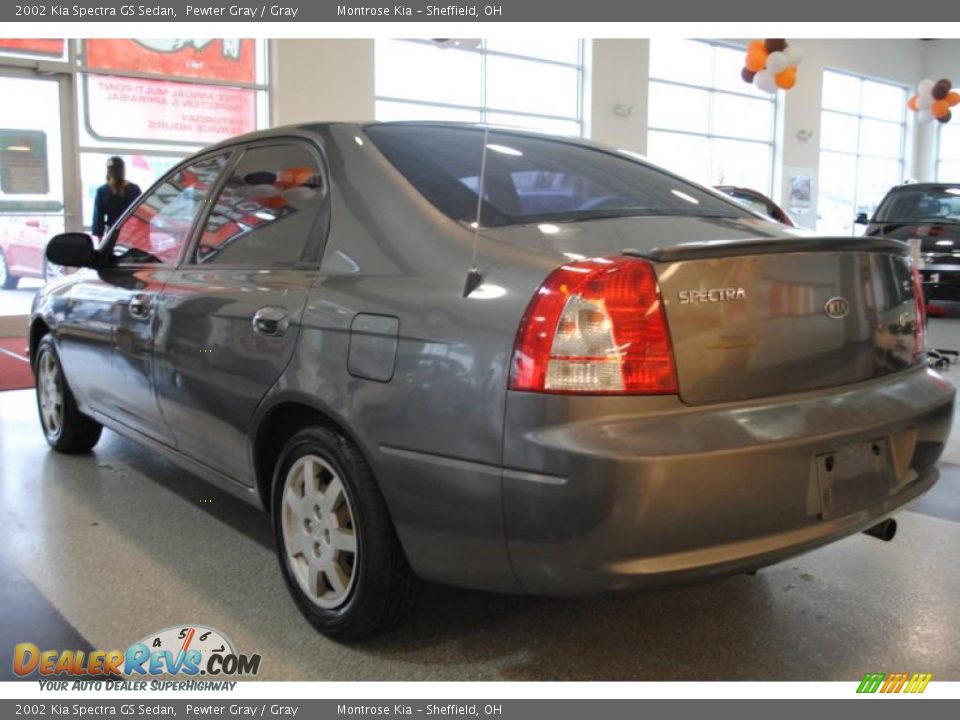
{"left": 860, "top": 183, "right": 960, "bottom": 302}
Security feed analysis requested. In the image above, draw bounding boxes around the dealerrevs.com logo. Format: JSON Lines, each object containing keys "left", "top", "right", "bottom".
{"left": 13, "top": 625, "right": 261, "bottom": 681}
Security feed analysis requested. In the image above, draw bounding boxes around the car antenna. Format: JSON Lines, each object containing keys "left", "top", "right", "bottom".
{"left": 463, "top": 126, "right": 490, "bottom": 297}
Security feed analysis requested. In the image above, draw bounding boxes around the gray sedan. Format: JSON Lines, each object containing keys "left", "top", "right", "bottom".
{"left": 30, "top": 122, "right": 955, "bottom": 639}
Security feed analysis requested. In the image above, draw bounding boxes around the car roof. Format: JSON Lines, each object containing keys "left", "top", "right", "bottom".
{"left": 200, "top": 120, "right": 624, "bottom": 156}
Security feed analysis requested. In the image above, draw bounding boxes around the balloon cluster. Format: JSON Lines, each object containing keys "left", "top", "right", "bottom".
{"left": 908, "top": 78, "right": 960, "bottom": 125}
{"left": 742, "top": 39, "right": 803, "bottom": 94}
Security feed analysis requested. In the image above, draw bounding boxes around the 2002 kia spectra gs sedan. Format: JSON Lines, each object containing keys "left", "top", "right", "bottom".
{"left": 30, "top": 122, "right": 955, "bottom": 639}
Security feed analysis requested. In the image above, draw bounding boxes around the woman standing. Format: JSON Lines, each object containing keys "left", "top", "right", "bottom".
{"left": 91, "top": 156, "right": 141, "bottom": 240}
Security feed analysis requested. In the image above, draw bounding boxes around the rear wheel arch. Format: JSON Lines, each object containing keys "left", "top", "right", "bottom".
{"left": 251, "top": 397, "right": 380, "bottom": 514}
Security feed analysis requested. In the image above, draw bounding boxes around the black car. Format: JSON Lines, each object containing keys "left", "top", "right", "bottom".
{"left": 860, "top": 183, "right": 960, "bottom": 302}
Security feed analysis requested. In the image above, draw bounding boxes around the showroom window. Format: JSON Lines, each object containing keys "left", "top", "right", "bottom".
{"left": 937, "top": 122, "right": 960, "bottom": 181}
{"left": 646, "top": 39, "right": 778, "bottom": 193}
{"left": 374, "top": 39, "right": 585, "bottom": 136}
{"left": 76, "top": 39, "right": 270, "bottom": 233}
{"left": 817, "top": 70, "right": 907, "bottom": 235}
{"left": 0, "top": 38, "right": 269, "bottom": 318}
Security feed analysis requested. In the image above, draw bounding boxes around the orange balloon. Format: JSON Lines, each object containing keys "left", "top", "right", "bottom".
{"left": 934, "top": 99, "right": 950, "bottom": 119}
{"left": 745, "top": 48, "right": 767, "bottom": 73}
{"left": 275, "top": 166, "right": 315, "bottom": 188}
{"left": 747, "top": 40, "right": 766, "bottom": 55}
{"left": 907, "top": 95, "right": 919, "bottom": 111}
{"left": 775, "top": 66, "right": 797, "bottom": 90}
{"left": 948, "top": 90, "right": 960, "bottom": 107}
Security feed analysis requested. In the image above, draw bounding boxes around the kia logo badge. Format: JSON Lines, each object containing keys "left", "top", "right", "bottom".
{"left": 824, "top": 296, "right": 850, "bottom": 320}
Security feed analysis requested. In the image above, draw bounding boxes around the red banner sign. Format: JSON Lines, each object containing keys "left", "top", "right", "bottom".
{"left": 0, "top": 39, "right": 66, "bottom": 58}
{"left": 86, "top": 75, "right": 256, "bottom": 145}
{"left": 85, "top": 39, "right": 256, "bottom": 84}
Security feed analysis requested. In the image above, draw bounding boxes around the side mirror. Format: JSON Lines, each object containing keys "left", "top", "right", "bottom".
{"left": 46, "top": 232, "right": 97, "bottom": 268}
{"left": 854, "top": 212, "right": 869, "bottom": 225}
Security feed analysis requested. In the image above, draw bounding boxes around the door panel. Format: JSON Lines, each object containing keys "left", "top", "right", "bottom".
{"left": 153, "top": 268, "right": 314, "bottom": 483}
{"left": 56, "top": 266, "right": 172, "bottom": 441}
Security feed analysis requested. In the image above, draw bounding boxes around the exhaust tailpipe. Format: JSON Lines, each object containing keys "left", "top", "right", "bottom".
{"left": 863, "top": 519, "right": 897, "bottom": 542}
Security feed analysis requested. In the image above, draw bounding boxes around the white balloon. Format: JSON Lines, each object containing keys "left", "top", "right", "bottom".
{"left": 765, "top": 51, "right": 789, "bottom": 75}
{"left": 246, "top": 183, "right": 280, "bottom": 199}
{"left": 785, "top": 45, "right": 804, "bottom": 66}
{"left": 281, "top": 186, "right": 317, "bottom": 202}
{"left": 754, "top": 70, "right": 778, "bottom": 94}
{"left": 917, "top": 93, "right": 933, "bottom": 110}
{"left": 917, "top": 108, "right": 934, "bottom": 124}
{"left": 918, "top": 78, "right": 935, "bottom": 97}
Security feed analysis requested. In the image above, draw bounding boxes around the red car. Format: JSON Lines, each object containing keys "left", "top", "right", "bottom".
{"left": 0, "top": 215, "right": 64, "bottom": 288}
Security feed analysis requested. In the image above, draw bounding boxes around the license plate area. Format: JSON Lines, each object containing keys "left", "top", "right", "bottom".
{"left": 817, "top": 439, "right": 894, "bottom": 521}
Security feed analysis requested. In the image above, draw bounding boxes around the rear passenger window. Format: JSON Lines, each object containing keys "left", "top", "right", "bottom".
{"left": 194, "top": 143, "right": 326, "bottom": 266}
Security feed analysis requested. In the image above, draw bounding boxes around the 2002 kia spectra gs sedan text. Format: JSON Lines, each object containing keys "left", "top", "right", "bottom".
{"left": 29, "top": 122, "right": 955, "bottom": 639}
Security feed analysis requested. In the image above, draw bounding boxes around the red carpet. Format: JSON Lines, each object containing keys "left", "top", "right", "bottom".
{"left": 0, "top": 337, "right": 33, "bottom": 392}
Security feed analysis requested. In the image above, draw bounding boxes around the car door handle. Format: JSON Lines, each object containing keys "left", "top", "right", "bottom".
{"left": 252, "top": 306, "right": 290, "bottom": 337}
{"left": 129, "top": 293, "right": 152, "bottom": 320}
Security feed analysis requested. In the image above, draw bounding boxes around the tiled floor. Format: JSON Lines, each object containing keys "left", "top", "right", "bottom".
{"left": 2, "top": 321, "right": 960, "bottom": 681}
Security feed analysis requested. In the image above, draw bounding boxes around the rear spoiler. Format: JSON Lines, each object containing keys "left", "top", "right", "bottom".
{"left": 624, "top": 236, "right": 909, "bottom": 262}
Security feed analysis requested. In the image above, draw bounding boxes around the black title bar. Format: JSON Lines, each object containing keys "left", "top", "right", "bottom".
{"left": 2, "top": 0, "right": 957, "bottom": 22}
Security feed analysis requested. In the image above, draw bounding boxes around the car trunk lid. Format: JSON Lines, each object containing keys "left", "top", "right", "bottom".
{"left": 629, "top": 237, "right": 921, "bottom": 405}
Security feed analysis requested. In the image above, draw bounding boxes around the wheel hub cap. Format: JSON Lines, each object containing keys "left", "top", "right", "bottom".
{"left": 37, "top": 351, "right": 63, "bottom": 437}
{"left": 281, "top": 454, "right": 358, "bottom": 609}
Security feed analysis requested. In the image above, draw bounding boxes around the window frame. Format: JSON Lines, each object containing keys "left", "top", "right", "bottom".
{"left": 817, "top": 68, "right": 908, "bottom": 232}
{"left": 936, "top": 122, "right": 960, "bottom": 182}
{"left": 104, "top": 149, "right": 238, "bottom": 268}
{"left": 646, "top": 39, "right": 779, "bottom": 195}
{"left": 374, "top": 39, "right": 586, "bottom": 136}
{"left": 185, "top": 137, "right": 332, "bottom": 269}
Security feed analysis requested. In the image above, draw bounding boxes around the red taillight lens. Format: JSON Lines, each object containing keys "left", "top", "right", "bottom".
{"left": 912, "top": 263, "right": 926, "bottom": 360}
{"left": 510, "top": 256, "right": 678, "bottom": 394}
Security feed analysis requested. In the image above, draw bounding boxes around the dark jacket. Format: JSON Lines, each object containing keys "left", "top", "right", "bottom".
{"left": 92, "top": 182, "right": 141, "bottom": 237}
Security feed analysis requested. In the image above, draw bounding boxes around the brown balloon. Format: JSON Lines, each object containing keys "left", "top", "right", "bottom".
{"left": 938, "top": 109, "right": 952, "bottom": 124}
{"left": 741, "top": 67, "right": 757, "bottom": 83}
{"left": 940, "top": 78, "right": 953, "bottom": 91}
{"left": 933, "top": 81, "right": 950, "bottom": 100}
{"left": 764, "top": 39, "right": 787, "bottom": 52}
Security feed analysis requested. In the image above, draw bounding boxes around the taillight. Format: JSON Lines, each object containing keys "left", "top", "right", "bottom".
{"left": 510, "top": 256, "right": 678, "bottom": 394}
{"left": 912, "top": 263, "right": 926, "bottom": 360}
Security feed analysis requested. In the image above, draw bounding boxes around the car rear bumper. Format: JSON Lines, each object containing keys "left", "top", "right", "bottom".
{"left": 501, "top": 366, "right": 955, "bottom": 595}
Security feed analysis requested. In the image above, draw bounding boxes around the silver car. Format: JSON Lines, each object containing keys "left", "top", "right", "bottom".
{"left": 31, "top": 122, "right": 955, "bottom": 639}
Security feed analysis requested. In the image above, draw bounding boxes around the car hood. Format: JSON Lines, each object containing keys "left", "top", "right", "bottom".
{"left": 864, "top": 221, "right": 960, "bottom": 265}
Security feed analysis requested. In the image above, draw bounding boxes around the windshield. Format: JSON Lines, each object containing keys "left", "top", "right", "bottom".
{"left": 874, "top": 186, "right": 960, "bottom": 224}
{"left": 365, "top": 124, "right": 750, "bottom": 228}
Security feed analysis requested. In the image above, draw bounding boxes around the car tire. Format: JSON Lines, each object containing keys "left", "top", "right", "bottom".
{"left": 272, "top": 426, "right": 417, "bottom": 640}
{"left": 35, "top": 335, "right": 103, "bottom": 453}
{"left": 0, "top": 249, "right": 18, "bottom": 289}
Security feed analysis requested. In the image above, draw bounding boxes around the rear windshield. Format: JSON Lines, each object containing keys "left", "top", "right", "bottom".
{"left": 874, "top": 185, "right": 960, "bottom": 224}
{"left": 365, "top": 124, "right": 749, "bottom": 227}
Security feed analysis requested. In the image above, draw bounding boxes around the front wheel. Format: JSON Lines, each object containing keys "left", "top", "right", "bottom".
{"left": 272, "top": 427, "right": 417, "bottom": 640}
{"left": 35, "top": 335, "right": 103, "bottom": 453}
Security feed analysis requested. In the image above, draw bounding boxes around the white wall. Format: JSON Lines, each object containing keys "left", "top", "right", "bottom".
{"left": 271, "top": 39, "right": 375, "bottom": 125}
{"left": 269, "top": 38, "right": 953, "bottom": 228}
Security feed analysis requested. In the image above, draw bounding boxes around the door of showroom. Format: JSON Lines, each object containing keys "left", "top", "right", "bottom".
{"left": 0, "top": 68, "right": 79, "bottom": 331}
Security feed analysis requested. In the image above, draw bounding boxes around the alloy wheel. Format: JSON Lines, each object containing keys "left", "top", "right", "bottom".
{"left": 281, "top": 454, "right": 358, "bottom": 609}
{"left": 37, "top": 350, "right": 64, "bottom": 438}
